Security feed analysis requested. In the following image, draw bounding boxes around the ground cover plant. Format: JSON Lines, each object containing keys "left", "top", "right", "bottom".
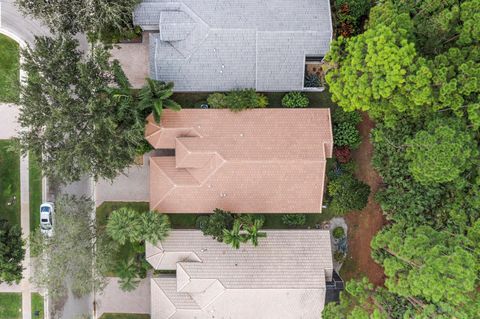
{"left": 207, "top": 89, "right": 268, "bottom": 111}
{"left": 281, "top": 92, "right": 309, "bottom": 108}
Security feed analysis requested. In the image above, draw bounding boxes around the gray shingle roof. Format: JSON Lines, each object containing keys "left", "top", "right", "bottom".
{"left": 134, "top": 0, "right": 332, "bottom": 91}
{"left": 147, "top": 230, "right": 333, "bottom": 289}
{"left": 147, "top": 230, "right": 333, "bottom": 319}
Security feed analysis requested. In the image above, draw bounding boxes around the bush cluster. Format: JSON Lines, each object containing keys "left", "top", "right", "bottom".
{"left": 281, "top": 92, "right": 309, "bottom": 108}
{"left": 327, "top": 162, "right": 370, "bottom": 215}
{"left": 332, "top": 226, "right": 345, "bottom": 239}
{"left": 334, "top": 0, "right": 371, "bottom": 37}
{"left": 281, "top": 214, "right": 306, "bottom": 226}
{"left": 207, "top": 89, "right": 268, "bottom": 111}
{"left": 332, "top": 107, "right": 362, "bottom": 150}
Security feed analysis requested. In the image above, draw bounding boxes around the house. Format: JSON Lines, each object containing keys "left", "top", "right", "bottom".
{"left": 133, "top": 0, "right": 333, "bottom": 92}
{"left": 146, "top": 229, "right": 334, "bottom": 319}
{"left": 145, "top": 108, "right": 333, "bottom": 214}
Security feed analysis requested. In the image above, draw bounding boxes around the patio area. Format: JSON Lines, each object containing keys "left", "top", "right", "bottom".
{"left": 110, "top": 33, "right": 150, "bottom": 89}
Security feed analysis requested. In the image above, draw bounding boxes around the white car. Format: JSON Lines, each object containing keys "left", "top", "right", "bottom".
{"left": 40, "top": 202, "right": 54, "bottom": 236}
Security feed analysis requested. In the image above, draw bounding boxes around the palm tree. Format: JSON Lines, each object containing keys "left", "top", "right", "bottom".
{"left": 116, "top": 258, "right": 141, "bottom": 292}
{"left": 139, "top": 79, "right": 181, "bottom": 123}
{"left": 223, "top": 220, "right": 247, "bottom": 249}
{"left": 246, "top": 219, "right": 267, "bottom": 247}
{"left": 141, "top": 211, "right": 171, "bottom": 244}
{"left": 106, "top": 207, "right": 143, "bottom": 245}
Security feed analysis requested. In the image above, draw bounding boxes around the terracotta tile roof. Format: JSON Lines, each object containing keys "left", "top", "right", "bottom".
{"left": 146, "top": 109, "right": 333, "bottom": 213}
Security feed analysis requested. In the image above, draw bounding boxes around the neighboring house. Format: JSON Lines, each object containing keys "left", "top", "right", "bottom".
{"left": 145, "top": 109, "right": 333, "bottom": 213}
{"left": 146, "top": 229, "right": 334, "bottom": 319}
{"left": 133, "top": 0, "right": 333, "bottom": 92}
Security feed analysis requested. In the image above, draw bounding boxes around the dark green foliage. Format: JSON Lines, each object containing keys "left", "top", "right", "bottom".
{"left": 15, "top": 0, "right": 141, "bottom": 36}
{"left": 304, "top": 73, "right": 320, "bottom": 87}
{"left": 207, "top": 93, "right": 228, "bottom": 109}
{"left": 139, "top": 79, "right": 181, "bottom": 123}
{"left": 106, "top": 208, "right": 170, "bottom": 245}
{"left": 332, "top": 226, "right": 345, "bottom": 239}
{"left": 334, "top": 0, "right": 371, "bottom": 36}
{"left": 0, "top": 219, "right": 25, "bottom": 284}
{"left": 19, "top": 35, "right": 145, "bottom": 182}
{"left": 207, "top": 89, "right": 268, "bottom": 111}
{"left": 331, "top": 109, "right": 362, "bottom": 151}
{"left": 281, "top": 92, "right": 309, "bottom": 108}
{"left": 328, "top": 173, "right": 370, "bottom": 215}
{"left": 199, "top": 209, "right": 234, "bottom": 242}
{"left": 116, "top": 258, "right": 141, "bottom": 292}
{"left": 281, "top": 214, "right": 306, "bottom": 226}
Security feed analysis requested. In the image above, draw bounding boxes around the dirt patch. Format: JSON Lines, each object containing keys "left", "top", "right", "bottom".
{"left": 341, "top": 112, "right": 386, "bottom": 286}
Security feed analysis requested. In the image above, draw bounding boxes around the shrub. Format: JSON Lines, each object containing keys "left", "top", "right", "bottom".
{"left": 207, "top": 90, "right": 268, "bottom": 111}
{"left": 281, "top": 92, "right": 309, "bottom": 108}
{"left": 207, "top": 93, "right": 228, "bottom": 109}
{"left": 328, "top": 173, "right": 370, "bottom": 215}
{"left": 333, "top": 146, "right": 352, "bottom": 163}
{"left": 199, "top": 209, "right": 234, "bottom": 242}
{"left": 332, "top": 107, "right": 362, "bottom": 149}
{"left": 332, "top": 226, "right": 345, "bottom": 239}
{"left": 195, "top": 216, "right": 209, "bottom": 229}
{"left": 333, "top": 250, "right": 346, "bottom": 263}
{"left": 334, "top": 122, "right": 362, "bottom": 149}
{"left": 282, "top": 214, "right": 307, "bottom": 226}
{"left": 304, "top": 73, "right": 321, "bottom": 87}
{"left": 236, "top": 214, "right": 265, "bottom": 227}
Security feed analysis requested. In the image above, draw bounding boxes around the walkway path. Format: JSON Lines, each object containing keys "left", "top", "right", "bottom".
{"left": 0, "top": 110, "right": 36, "bottom": 319}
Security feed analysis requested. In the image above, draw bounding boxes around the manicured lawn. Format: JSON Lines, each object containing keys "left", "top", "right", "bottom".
{"left": 29, "top": 153, "right": 43, "bottom": 232}
{"left": 0, "top": 293, "right": 22, "bottom": 319}
{"left": 0, "top": 140, "right": 21, "bottom": 226}
{"left": 99, "top": 314, "right": 150, "bottom": 319}
{"left": 31, "top": 293, "right": 44, "bottom": 319}
{"left": 0, "top": 34, "right": 20, "bottom": 103}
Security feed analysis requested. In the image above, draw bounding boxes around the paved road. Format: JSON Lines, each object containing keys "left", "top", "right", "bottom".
{"left": 0, "top": 0, "right": 50, "bottom": 44}
{"left": 0, "top": 0, "right": 87, "bottom": 49}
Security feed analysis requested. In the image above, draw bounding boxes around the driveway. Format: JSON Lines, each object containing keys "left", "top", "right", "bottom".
{"left": 95, "top": 152, "right": 151, "bottom": 207}
{"left": 95, "top": 278, "right": 150, "bottom": 318}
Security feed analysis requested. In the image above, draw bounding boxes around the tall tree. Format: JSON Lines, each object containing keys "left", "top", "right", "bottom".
{"left": 405, "top": 117, "right": 477, "bottom": 185}
{"left": 325, "top": 23, "right": 433, "bottom": 125}
{"left": 139, "top": 79, "right": 181, "bottom": 123}
{"left": 0, "top": 219, "right": 25, "bottom": 284}
{"left": 31, "top": 195, "right": 116, "bottom": 302}
{"left": 19, "top": 35, "right": 145, "bottom": 182}
{"left": 371, "top": 223, "right": 479, "bottom": 318}
{"left": 15, "top": 0, "right": 140, "bottom": 36}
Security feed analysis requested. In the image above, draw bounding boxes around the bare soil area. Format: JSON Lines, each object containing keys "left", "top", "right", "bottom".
{"left": 341, "top": 112, "right": 386, "bottom": 286}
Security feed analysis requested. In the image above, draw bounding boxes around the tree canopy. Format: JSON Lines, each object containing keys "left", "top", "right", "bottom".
{"left": 0, "top": 220, "right": 24, "bottom": 284}
{"left": 15, "top": 0, "right": 140, "bottom": 36}
{"left": 405, "top": 117, "right": 477, "bottom": 185}
{"left": 31, "top": 195, "right": 115, "bottom": 303}
{"left": 19, "top": 35, "right": 145, "bottom": 182}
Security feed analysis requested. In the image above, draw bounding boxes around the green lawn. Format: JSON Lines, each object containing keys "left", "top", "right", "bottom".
{"left": 0, "top": 140, "right": 21, "bottom": 226}
{"left": 99, "top": 314, "right": 150, "bottom": 319}
{"left": 31, "top": 293, "right": 44, "bottom": 319}
{"left": 0, "top": 293, "right": 22, "bottom": 319}
{"left": 29, "top": 153, "right": 43, "bottom": 232}
{"left": 0, "top": 34, "right": 20, "bottom": 103}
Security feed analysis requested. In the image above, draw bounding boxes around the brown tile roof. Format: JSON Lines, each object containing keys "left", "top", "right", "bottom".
{"left": 146, "top": 109, "right": 333, "bottom": 213}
